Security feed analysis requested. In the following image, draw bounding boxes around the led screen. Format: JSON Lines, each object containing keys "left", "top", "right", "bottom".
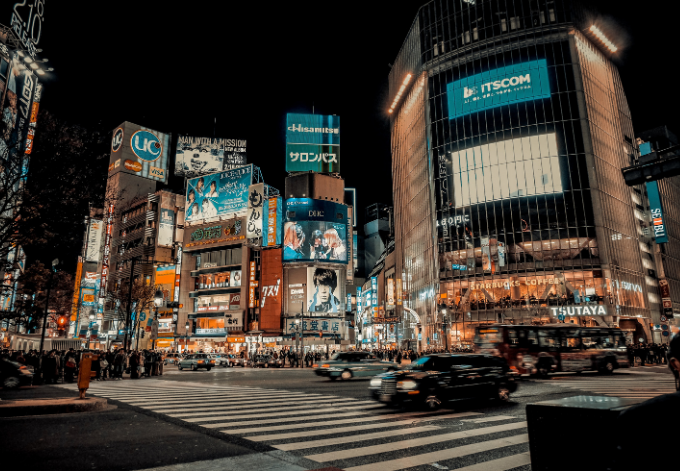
{"left": 447, "top": 59, "right": 551, "bottom": 119}
{"left": 185, "top": 164, "right": 253, "bottom": 223}
{"left": 448, "top": 133, "right": 562, "bottom": 208}
{"left": 108, "top": 122, "right": 170, "bottom": 183}
{"left": 285, "top": 113, "right": 340, "bottom": 172}
{"left": 307, "top": 267, "right": 343, "bottom": 313}
{"left": 283, "top": 198, "right": 348, "bottom": 263}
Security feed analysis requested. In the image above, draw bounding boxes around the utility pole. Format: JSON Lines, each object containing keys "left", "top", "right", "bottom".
{"left": 39, "top": 259, "right": 59, "bottom": 354}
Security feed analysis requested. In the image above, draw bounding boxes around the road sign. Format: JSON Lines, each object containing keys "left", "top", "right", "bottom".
{"left": 663, "top": 331, "right": 670, "bottom": 337}
{"left": 662, "top": 324, "right": 669, "bottom": 331}
{"left": 139, "top": 312, "right": 147, "bottom": 322}
{"left": 663, "top": 298, "right": 672, "bottom": 309}
{"left": 558, "top": 314, "right": 566, "bottom": 322}
{"left": 661, "top": 315, "right": 668, "bottom": 322}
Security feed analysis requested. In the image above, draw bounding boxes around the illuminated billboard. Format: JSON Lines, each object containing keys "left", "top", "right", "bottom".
{"left": 448, "top": 133, "right": 562, "bottom": 208}
{"left": 307, "top": 267, "right": 342, "bottom": 313}
{"left": 185, "top": 164, "right": 253, "bottom": 223}
{"left": 283, "top": 199, "right": 348, "bottom": 263}
{"left": 175, "top": 135, "right": 247, "bottom": 176}
{"left": 108, "top": 122, "right": 171, "bottom": 183}
{"left": 647, "top": 181, "right": 668, "bottom": 244}
{"left": 285, "top": 113, "right": 340, "bottom": 173}
{"left": 447, "top": 59, "right": 551, "bottom": 119}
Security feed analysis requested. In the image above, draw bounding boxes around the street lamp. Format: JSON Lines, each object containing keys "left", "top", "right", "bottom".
{"left": 152, "top": 288, "right": 163, "bottom": 350}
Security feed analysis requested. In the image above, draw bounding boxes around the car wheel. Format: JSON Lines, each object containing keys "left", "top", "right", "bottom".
{"left": 192, "top": 364, "right": 198, "bottom": 371}
{"left": 424, "top": 394, "right": 442, "bottom": 410}
{"left": 206, "top": 367, "right": 211, "bottom": 371}
{"left": 178, "top": 365, "right": 183, "bottom": 371}
{"left": 3, "top": 375, "right": 21, "bottom": 389}
{"left": 537, "top": 365, "right": 550, "bottom": 377}
{"left": 341, "top": 369, "right": 353, "bottom": 380}
{"left": 600, "top": 361, "right": 615, "bottom": 374}
{"left": 387, "top": 367, "right": 396, "bottom": 372}
{"left": 496, "top": 385, "right": 511, "bottom": 402}
{"left": 329, "top": 376, "right": 338, "bottom": 381}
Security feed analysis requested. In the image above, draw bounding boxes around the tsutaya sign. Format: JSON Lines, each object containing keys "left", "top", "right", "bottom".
{"left": 550, "top": 305, "right": 608, "bottom": 316}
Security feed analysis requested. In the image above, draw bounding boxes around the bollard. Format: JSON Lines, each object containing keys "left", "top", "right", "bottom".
{"left": 77, "top": 353, "right": 94, "bottom": 399}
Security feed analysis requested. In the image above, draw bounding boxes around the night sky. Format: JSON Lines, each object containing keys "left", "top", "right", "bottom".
{"left": 4, "top": 1, "right": 680, "bottom": 229}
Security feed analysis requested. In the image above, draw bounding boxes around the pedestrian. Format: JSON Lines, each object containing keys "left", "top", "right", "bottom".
{"left": 130, "top": 351, "right": 140, "bottom": 379}
{"left": 64, "top": 348, "right": 78, "bottom": 383}
{"left": 92, "top": 350, "right": 102, "bottom": 380}
{"left": 42, "top": 350, "right": 58, "bottom": 384}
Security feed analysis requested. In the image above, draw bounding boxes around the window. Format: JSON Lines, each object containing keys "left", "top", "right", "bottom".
{"left": 510, "top": 17, "right": 520, "bottom": 30}
{"left": 501, "top": 18, "right": 507, "bottom": 32}
{"left": 561, "top": 328, "right": 581, "bottom": 350}
{"left": 538, "top": 329, "right": 559, "bottom": 350}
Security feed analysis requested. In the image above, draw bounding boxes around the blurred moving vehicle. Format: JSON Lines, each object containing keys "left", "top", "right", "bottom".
{"left": 1, "top": 358, "right": 34, "bottom": 389}
{"left": 226, "top": 355, "right": 247, "bottom": 367}
{"left": 177, "top": 353, "right": 215, "bottom": 371}
{"left": 209, "top": 354, "right": 230, "bottom": 367}
{"left": 252, "top": 354, "right": 271, "bottom": 368}
{"left": 267, "top": 356, "right": 284, "bottom": 368}
{"left": 314, "top": 351, "right": 399, "bottom": 380}
{"left": 164, "top": 353, "right": 181, "bottom": 365}
{"left": 370, "top": 354, "right": 518, "bottom": 409}
{"left": 474, "top": 324, "right": 629, "bottom": 376}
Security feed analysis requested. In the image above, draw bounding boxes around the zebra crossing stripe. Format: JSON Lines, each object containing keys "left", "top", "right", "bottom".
{"left": 233, "top": 411, "right": 482, "bottom": 436}
{"left": 185, "top": 403, "right": 385, "bottom": 423}
{"left": 164, "top": 398, "right": 358, "bottom": 416}
{"left": 341, "top": 434, "right": 529, "bottom": 471}
{"left": 422, "top": 451, "right": 530, "bottom": 471}
{"left": 274, "top": 425, "right": 442, "bottom": 451}
{"left": 207, "top": 409, "right": 394, "bottom": 429}
{"left": 460, "top": 415, "right": 518, "bottom": 424}
{"left": 305, "top": 422, "right": 527, "bottom": 462}
{"left": 125, "top": 392, "right": 312, "bottom": 405}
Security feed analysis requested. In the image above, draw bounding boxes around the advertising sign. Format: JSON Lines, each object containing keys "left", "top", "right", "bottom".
{"left": 283, "top": 199, "right": 348, "bottom": 263}
{"left": 108, "top": 122, "right": 170, "bottom": 183}
{"left": 307, "top": 267, "right": 342, "bottom": 313}
{"left": 85, "top": 218, "right": 103, "bottom": 263}
{"left": 356, "top": 287, "right": 362, "bottom": 313}
{"left": 396, "top": 278, "right": 402, "bottom": 305}
{"left": 387, "top": 278, "right": 395, "bottom": 307}
{"left": 99, "top": 203, "right": 114, "bottom": 298}
{"left": 158, "top": 209, "right": 175, "bottom": 247}
{"left": 248, "top": 261, "right": 257, "bottom": 308}
{"left": 285, "top": 113, "right": 340, "bottom": 173}
{"left": 185, "top": 218, "right": 245, "bottom": 249}
{"left": 229, "top": 293, "right": 241, "bottom": 310}
{"left": 155, "top": 265, "right": 176, "bottom": 302}
{"left": 185, "top": 165, "right": 253, "bottom": 223}
{"left": 285, "top": 317, "right": 346, "bottom": 337}
{"left": 24, "top": 82, "right": 42, "bottom": 155}
{"left": 224, "top": 311, "right": 242, "bottom": 329}
{"left": 447, "top": 59, "right": 551, "bottom": 119}
{"left": 264, "top": 196, "right": 282, "bottom": 246}
{"left": 260, "top": 249, "right": 282, "bottom": 330}
{"left": 1, "top": 55, "right": 37, "bottom": 160}
{"left": 175, "top": 135, "right": 247, "bottom": 176}
{"left": 246, "top": 183, "right": 265, "bottom": 239}
{"left": 446, "top": 133, "right": 562, "bottom": 208}
{"left": 646, "top": 181, "right": 668, "bottom": 244}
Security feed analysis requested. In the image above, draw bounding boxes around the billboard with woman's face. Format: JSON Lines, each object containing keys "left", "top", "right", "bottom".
{"left": 283, "top": 199, "right": 348, "bottom": 263}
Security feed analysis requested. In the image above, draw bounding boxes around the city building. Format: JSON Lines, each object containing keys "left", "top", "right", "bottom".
{"left": 637, "top": 125, "right": 680, "bottom": 342}
{"left": 388, "top": 0, "right": 653, "bottom": 348}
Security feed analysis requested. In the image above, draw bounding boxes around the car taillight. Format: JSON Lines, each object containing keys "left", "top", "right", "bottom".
{"left": 321, "top": 364, "right": 330, "bottom": 368}
{"left": 197, "top": 360, "right": 204, "bottom": 364}
{"left": 19, "top": 365, "right": 27, "bottom": 369}
{"left": 312, "top": 364, "right": 318, "bottom": 368}
{"left": 210, "top": 360, "right": 215, "bottom": 364}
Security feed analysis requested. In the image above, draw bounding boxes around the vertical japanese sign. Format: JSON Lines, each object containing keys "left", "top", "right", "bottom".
{"left": 99, "top": 204, "right": 114, "bottom": 299}
{"left": 71, "top": 260, "right": 83, "bottom": 321}
{"left": 347, "top": 293, "right": 352, "bottom": 311}
{"left": 371, "top": 277, "right": 378, "bottom": 316}
{"left": 396, "top": 278, "right": 402, "bottom": 305}
{"left": 346, "top": 207, "right": 354, "bottom": 282}
{"left": 387, "top": 278, "right": 395, "bottom": 307}
{"left": 647, "top": 181, "right": 668, "bottom": 244}
{"left": 158, "top": 208, "right": 175, "bottom": 247}
{"left": 246, "top": 183, "right": 264, "bottom": 239}
{"left": 248, "top": 261, "right": 257, "bottom": 308}
{"left": 356, "top": 287, "right": 362, "bottom": 314}
{"left": 24, "top": 82, "right": 42, "bottom": 155}
{"left": 266, "top": 196, "right": 277, "bottom": 246}
{"left": 85, "top": 218, "right": 103, "bottom": 262}
{"left": 174, "top": 246, "right": 182, "bottom": 303}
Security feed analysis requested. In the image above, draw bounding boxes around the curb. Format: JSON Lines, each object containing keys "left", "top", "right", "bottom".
{"left": 0, "top": 397, "right": 108, "bottom": 417}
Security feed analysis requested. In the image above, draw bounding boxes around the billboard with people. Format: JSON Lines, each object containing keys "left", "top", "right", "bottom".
{"left": 282, "top": 199, "right": 348, "bottom": 263}
{"left": 185, "top": 164, "right": 253, "bottom": 223}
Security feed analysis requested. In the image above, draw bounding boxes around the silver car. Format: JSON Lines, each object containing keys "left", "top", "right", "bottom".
{"left": 314, "top": 352, "right": 399, "bottom": 380}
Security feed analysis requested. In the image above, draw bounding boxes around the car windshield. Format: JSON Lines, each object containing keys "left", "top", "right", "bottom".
{"left": 407, "top": 356, "right": 442, "bottom": 371}
{"left": 331, "top": 353, "right": 341, "bottom": 360}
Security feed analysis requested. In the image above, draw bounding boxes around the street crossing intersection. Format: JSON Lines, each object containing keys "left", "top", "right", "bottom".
{"left": 542, "top": 373, "right": 676, "bottom": 400}
{"left": 60, "top": 381, "right": 530, "bottom": 471}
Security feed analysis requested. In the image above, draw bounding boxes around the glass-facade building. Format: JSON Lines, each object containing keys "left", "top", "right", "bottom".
{"left": 389, "top": 0, "right": 654, "bottom": 347}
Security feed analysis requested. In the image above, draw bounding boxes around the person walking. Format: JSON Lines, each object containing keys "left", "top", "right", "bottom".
{"left": 64, "top": 348, "right": 78, "bottom": 383}
{"left": 130, "top": 351, "right": 140, "bottom": 379}
{"left": 42, "top": 350, "right": 58, "bottom": 384}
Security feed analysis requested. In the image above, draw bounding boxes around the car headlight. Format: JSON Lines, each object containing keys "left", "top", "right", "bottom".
{"left": 397, "top": 380, "right": 418, "bottom": 390}
{"left": 370, "top": 378, "right": 382, "bottom": 387}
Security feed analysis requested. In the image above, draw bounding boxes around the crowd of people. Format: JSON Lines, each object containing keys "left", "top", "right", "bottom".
{"left": 626, "top": 342, "right": 668, "bottom": 366}
{"left": 0, "top": 348, "right": 166, "bottom": 383}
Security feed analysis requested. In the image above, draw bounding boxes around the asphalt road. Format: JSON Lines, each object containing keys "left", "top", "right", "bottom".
{"left": 1, "top": 364, "right": 674, "bottom": 471}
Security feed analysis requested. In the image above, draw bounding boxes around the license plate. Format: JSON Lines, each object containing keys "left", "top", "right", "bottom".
{"left": 379, "top": 394, "right": 392, "bottom": 402}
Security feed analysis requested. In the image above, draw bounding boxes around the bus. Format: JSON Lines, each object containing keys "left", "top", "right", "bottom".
{"left": 473, "top": 324, "right": 629, "bottom": 376}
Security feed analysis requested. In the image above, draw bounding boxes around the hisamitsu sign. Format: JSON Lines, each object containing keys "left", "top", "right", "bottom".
{"left": 447, "top": 59, "right": 551, "bottom": 119}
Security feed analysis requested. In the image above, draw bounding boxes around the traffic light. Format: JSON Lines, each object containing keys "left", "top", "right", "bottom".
{"left": 319, "top": 330, "right": 323, "bottom": 339}
{"left": 57, "top": 316, "right": 68, "bottom": 330}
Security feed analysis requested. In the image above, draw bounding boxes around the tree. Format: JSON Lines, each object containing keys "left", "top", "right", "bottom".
{"left": 1, "top": 261, "right": 75, "bottom": 335}
{"left": 108, "top": 277, "right": 158, "bottom": 349}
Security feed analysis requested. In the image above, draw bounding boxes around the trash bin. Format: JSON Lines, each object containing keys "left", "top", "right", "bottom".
{"left": 526, "top": 395, "right": 644, "bottom": 471}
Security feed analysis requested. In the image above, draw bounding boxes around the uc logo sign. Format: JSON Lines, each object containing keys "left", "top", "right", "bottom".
{"left": 111, "top": 128, "right": 123, "bottom": 152}
{"left": 130, "top": 130, "right": 162, "bottom": 162}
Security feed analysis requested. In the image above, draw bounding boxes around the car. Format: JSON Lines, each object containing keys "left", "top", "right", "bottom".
{"left": 1, "top": 358, "right": 34, "bottom": 389}
{"left": 208, "top": 354, "right": 230, "bottom": 367}
{"left": 369, "top": 354, "right": 519, "bottom": 409}
{"left": 164, "top": 353, "right": 181, "bottom": 365}
{"left": 267, "top": 355, "right": 284, "bottom": 368}
{"left": 314, "top": 351, "right": 399, "bottom": 380}
{"left": 225, "top": 354, "right": 247, "bottom": 367}
{"left": 176, "top": 353, "right": 215, "bottom": 371}
{"left": 252, "top": 354, "right": 271, "bottom": 368}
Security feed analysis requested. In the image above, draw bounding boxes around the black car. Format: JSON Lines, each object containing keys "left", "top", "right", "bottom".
{"left": 1, "top": 358, "right": 34, "bottom": 389}
{"left": 369, "top": 354, "right": 518, "bottom": 409}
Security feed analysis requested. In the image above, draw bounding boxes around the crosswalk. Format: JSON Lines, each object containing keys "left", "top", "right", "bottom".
{"left": 544, "top": 375, "right": 677, "bottom": 400}
{"left": 59, "top": 381, "right": 530, "bottom": 471}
